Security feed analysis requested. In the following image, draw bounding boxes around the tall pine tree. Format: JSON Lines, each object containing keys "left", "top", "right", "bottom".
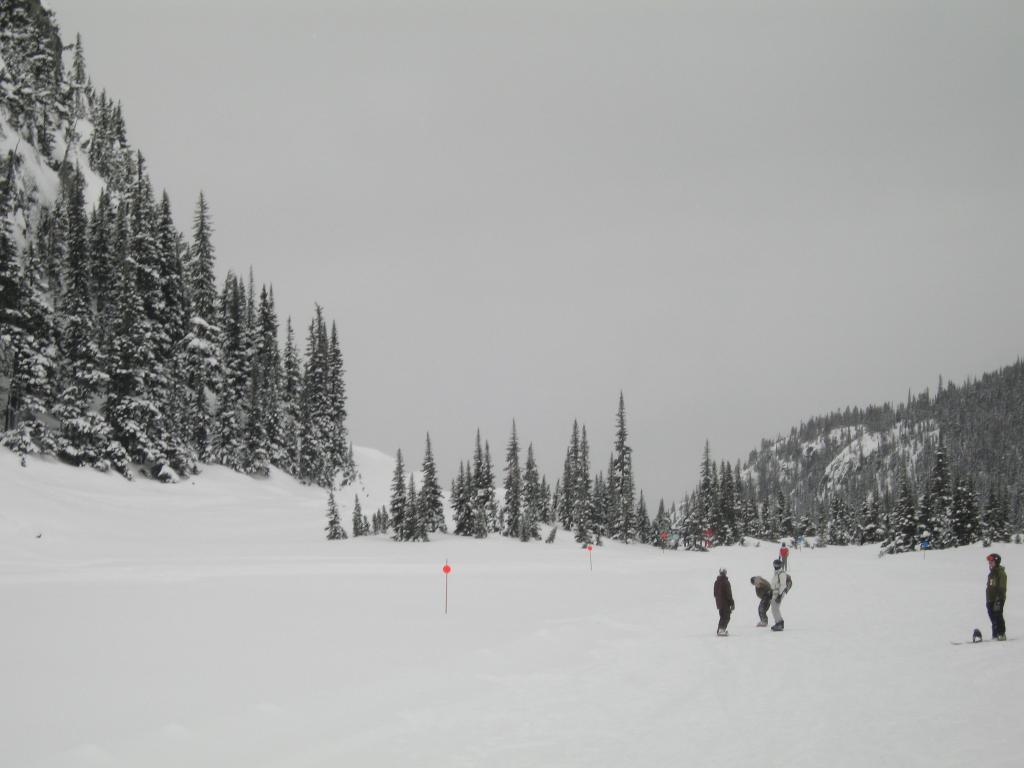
{"left": 419, "top": 433, "right": 446, "bottom": 533}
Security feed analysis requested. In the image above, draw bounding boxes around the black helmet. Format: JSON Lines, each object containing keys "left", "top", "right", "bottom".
{"left": 719, "top": 567, "right": 727, "bottom": 576}
{"left": 987, "top": 553, "right": 1001, "bottom": 566}
{"left": 773, "top": 559, "right": 783, "bottom": 570}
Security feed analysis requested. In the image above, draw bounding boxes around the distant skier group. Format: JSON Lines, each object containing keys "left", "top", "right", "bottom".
{"left": 714, "top": 544, "right": 1009, "bottom": 641}
{"left": 714, "top": 542, "right": 793, "bottom": 636}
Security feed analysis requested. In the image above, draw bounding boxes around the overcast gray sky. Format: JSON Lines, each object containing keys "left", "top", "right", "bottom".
{"left": 46, "top": 0, "right": 1024, "bottom": 505}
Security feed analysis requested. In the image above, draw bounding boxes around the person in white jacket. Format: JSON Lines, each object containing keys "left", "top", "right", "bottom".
{"left": 770, "top": 558, "right": 792, "bottom": 631}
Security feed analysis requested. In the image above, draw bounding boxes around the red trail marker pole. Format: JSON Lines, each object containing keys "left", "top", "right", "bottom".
{"left": 442, "top": 561, "right": 452, "bottom": 614}
{"left": 586, "top": 544, "right": 593, "bottom": 571}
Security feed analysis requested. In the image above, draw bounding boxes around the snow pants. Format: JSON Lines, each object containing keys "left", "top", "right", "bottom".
{"left": 987, "top": 601, "right": 1006, "bottom": 638}
{"left": 718, "top": 608, "right": 732, "bottom": 632}
{"left": 758, "top": 594, "right": 772, "bottom": 624}
{"left": 771, "top": 597, "right": 784, "bottom": 625}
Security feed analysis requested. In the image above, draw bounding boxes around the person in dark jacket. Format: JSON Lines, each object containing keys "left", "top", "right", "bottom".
{"left": 750, "top": 575, "right": 772, "bottom": 627}
{"left": 986, "top": 553, "right": 1008, "bottom": 640}
{"left": 714, "top": 568, "right": 735, "bottom": 636}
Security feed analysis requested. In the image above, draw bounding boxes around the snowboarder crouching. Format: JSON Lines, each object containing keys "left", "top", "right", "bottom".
{"left": 750, "top": 575, "right": 772, "bottom": 627}
{"left": 986, "top": 553, "right": 1007, "bottom": 640}
{"left": 714, "top": 568, "right": 735, "bottom": 636}
{"left": 770, "top": 559, "right": 792, "bottom": 632}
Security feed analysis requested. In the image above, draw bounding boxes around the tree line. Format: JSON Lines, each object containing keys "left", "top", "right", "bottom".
{"left": 340, "top": 393, "right": 664, "bottom": 546}
{"left": 683, "top": 391, "right": 1022, "bottom": 554}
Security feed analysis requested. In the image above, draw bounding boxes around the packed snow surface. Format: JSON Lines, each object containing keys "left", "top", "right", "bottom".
{"left": 1, "top": 448, "right": 1020, "bottom": 767}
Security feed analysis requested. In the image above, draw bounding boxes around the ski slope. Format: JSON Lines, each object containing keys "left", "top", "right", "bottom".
{"left": 1, "top": 448, "right": 1020, "bottom": 767}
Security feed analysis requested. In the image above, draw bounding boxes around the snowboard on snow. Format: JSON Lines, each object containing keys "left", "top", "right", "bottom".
{"left": 950, "top": 628, "right": 1012, "bottom": 645}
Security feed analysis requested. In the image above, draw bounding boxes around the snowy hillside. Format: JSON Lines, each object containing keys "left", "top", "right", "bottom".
{"left": 724, "top": 360, "right": 1024, "bottom": 544}
{"left": 745, "top": 419, "right": 939, "bottom": 496}
{"left": 0, "top": 446, "right": 401, "bottom": 564}
{"left": 2, "top": 448, "right": 1021, "bottom": 768}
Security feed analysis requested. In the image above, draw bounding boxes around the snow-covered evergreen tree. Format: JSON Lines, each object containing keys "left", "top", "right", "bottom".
{"left": 297, "top": 305, "right": 331, "bottom": 484}
{"left": 686, "top": 441, "right": 715, "bottom": 549}
{"left": 69, "top": 33, "right": 89, "bottom": 119}
{"left": 372, "top": 506, "right": 391, "bottom": 535}
{"left": 776, "top": 489, "right": 794, "bottom": 539}
{"left": 557, "top": 420, "right": 597, "bottom": 544}
{"left": 557, "top": 424, "right": 578, "bottom": 531}
{"left": 351, "top": 495, "right": 368, "bottom": 537}
{"left": 885, "top": 470, "right": 918, "bottom": 554}
{"left": 469, "top": 431, "right": 494, "bottom": 537}
{"left": 326, "top": 321, "right": 353, "bottom": 484}
{"left": 212, "top": 273, "right": 247, "bottom": 470}
{"left": 609, "top": 393, "right": 637, "bottom": 542}
{"left": 279, "top": 317, "right": 301, "bottom": 474}
{"left": 181, "top": 313, "right": 219, "bottom": 463}
{"left": 125, "top": 155, "right": 176, "bottom": 473}
{"left": 0, "top": 152, "right": 21, "bottom": 402}
{"left": 189, "top": 192, "right": 217, "bottom": 323}
{"left": 501, "top": 421, "right": 523, "bottom": 538}
{"left": 944, "top": 476, "right": 979, "bottom": 548}
{"left": 451, "top": 461, "right": 474, "bottom": 536}
{"left": 538, "top": 474, "right": 552, "bottom": 525}
{"left": 406, "top": 473, "right": 428, "bottom": 542}
{"left": 520, "top": 443, "right": 543, "bottom": 541}
{"left": 87, "top": 193, "right": 116, "bottom": 341}
{"left": 291, "top": 306, "right": 349, "bottom": 487}
{"left": 254, "top": 286, "right": 284, "bottom": 467}
{"left": 389, "top": 449, "right": 408, "bottom": 541}
{"left": 634, "top": 491, "right": 651, "bottom": 544}
{"left": 919, "top": 439, "right": 951, "bottom": 548}
{"left": 153, "top": 192, "right": 195, "bottom": 476}
{"left": 592, "top": 470, "right": 609, "bottom": 541}
{"left": 103, "top": 192, "right": 167, "bottom": 472}
{"left": 419, "top": 434, "right": 446, "bottom": 533}
{"left": 325, "top": 488, "right": 342, "bottom": 540}
{"left": 719, "top": 461, "right": 738, "bottom": 544}
{"left": 407, "top": 474, "right": 419, "bottom": 540}
{"left": 572, "top": 426, "right": 597, "bottom": 546}
{"left": 2, "top": 239, "right": 58, "bottom": 459}
{"left": 856, "top": 496, "right": 881, "bottom": 545}
{"left": 982, "top": 488, "right": 1010, "bottom": 544}
{"left": 51, "top": 168, "right": 123, "bottom": 472}
{"left": 824, "top": 495, "right": 850, "bottom": 545}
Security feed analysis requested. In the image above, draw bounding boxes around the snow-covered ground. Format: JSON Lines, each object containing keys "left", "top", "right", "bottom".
{"left": 1, "top": 448, "right": 1020, "bottom": 768}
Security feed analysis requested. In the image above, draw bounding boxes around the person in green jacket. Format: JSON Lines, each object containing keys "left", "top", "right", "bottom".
{"left": 986, "top": 553, "right": 1007, "bottom": 640}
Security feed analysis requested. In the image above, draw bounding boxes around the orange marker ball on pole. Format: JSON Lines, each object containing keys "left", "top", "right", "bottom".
{"left": 442, "top": 562, "right": 452, "bottom": 613}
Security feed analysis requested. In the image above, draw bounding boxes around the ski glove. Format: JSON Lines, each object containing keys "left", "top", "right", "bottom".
{"left": 993, "top": 601, "right": 1002, "bottom": 612}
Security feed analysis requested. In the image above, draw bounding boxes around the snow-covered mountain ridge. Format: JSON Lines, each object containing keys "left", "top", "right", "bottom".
{"left": 732, "top": 359, "right": 1024, "bottom": 529}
